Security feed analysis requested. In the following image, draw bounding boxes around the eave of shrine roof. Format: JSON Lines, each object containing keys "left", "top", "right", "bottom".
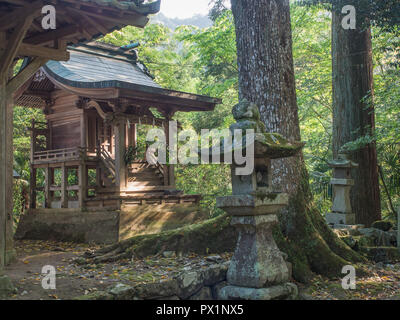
{"left": 44, "top": 49, "right": 161, "bottom": 89}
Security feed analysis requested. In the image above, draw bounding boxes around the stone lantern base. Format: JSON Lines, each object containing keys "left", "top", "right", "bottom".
{"left": 326, "top": 212, "right": 355, "bottom": 225}
{"left": 217, "top": 196, "right": 298, "bottom": 300}
{"left": 219, "top": 283, "right": 298, "bottom": 300}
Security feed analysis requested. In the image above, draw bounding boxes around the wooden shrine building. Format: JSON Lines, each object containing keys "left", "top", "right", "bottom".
{"left": 15, "top": 42, "right": 220, "bottom": 243}
{"left": 0, "top": 0, "right": 161, "bottom": 267}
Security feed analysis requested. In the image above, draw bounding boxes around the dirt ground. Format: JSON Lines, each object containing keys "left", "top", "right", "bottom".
{"left": 3, "top": 240, "right": 400, "bottom": 300}
{"left": 2, "top": 240, "right": 232, "bottom": 300}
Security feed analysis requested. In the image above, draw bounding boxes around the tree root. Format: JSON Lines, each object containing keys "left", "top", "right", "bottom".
{"left": 85, "top": 169, "right": 367, "bottom": 283}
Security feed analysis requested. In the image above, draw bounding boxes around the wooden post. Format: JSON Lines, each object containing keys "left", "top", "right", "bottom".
{"left": 132, "top": 123, "right": 137, "bottom": 150}
{"left": 48, "top": 120, "right": 52, "bottom": 150}
{"left": 127, "top": 123, "right": 137, "bottom": 148}
{"left": 164, "top": 117, "right": 175, "bottom": 187}
{"left": 0, "top": 12, "right": 37, "bottom": 268}
{"left": 30, "top": 119, "right": 36, "bottom": 162}
{"left": 81, "top": 110, "right": 88, "bottom": 149}
{"left": 114, "top": 118, "right": 127, "bottom": 190}
{"left": 78, "top": 163, "right": 87, "bottom": 209}
{"left": 44, "top": 167, "right": 51, "bottom": 208}
{"left": 29, "top": 166, "right": 37, "bottom": 209}
{"left": 61, "top": 164, "right": 68, "bottom": 208}
{"left": 4, "top": 88, "right": 15, "bottom": 264}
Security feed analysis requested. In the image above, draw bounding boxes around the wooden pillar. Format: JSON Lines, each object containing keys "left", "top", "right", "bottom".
{"left": 126, "top": 124, "right": 130, "bottom": 148}
{"left": 127, "top": 123, "right": 137, "bottom": 148}
{"left": 4, "top": 88, "right": 15, "bottom": 264}
{"left": 29, "top": 166, "right": 37, "bottom": 209}
{"left": 127, "top": 123, "right": 137, "bottom": 159}
{"left": 78, "top": 163, "right": 87, "bottom": 209}
{"left": 0, "top": 14, "right": 47, "bottom": 268}
{"left": 61, "top": 164, "right": 68, "bottom": 208}
{"left": 81, "top": 110, "right": 88, "bottom": 149}
{"left": 44, "top": 167, "right": 51, "bottom": 208}
{"left": 30, "top": 119, "right": 36, "bottom": 162}
{"left": 114, "top": 118, "right": 127, "bottom": 189}
{"left": 132, "top": 123, "right": 137, "bottom": 149}
{"left": 164, "top": 118, "right": 176, "bottom": 187}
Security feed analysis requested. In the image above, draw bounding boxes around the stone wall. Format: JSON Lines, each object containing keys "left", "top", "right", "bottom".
{"left": 119, "top": 203, "right": 208, "bottom": 240}
{"left": 75, "top": 262, "right": 230, "bottom": 300}
{"left": 15, "top": 209, "right": 119, "bottom": 244}
{"left": 14, "top": 202, "right": 208, "bottom": 244}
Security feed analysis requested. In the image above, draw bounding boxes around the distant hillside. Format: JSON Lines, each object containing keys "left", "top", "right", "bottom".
{"left": 151, "top": 13, "right": 212, "bottom": 30}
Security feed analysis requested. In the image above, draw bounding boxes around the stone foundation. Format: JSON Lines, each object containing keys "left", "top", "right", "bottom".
{"left": 219, "top": 283, "right": 297, "bottom": 300}
{"left": 119, "top": 202, "right": 207, "bottom": 240}
{"left": 14, "top": 202, "right": 207, "bottom": 244}
{"left": 15, "top": 209, "right": 119, "bottom": 244}
{"left": 75, "top": 262, "right": 230, "bottom": 300}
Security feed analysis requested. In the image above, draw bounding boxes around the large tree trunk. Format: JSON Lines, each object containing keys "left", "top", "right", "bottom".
{"left": 332, "top": 1, "right": 381, "bottom": 227}
{"left": 230, "top": 0, "right": 364, "bottom": 281}
{"left": 0, "top": 79, "right": 6, "bottom": 270}
{"left": 89, "top": 0, "right": 366, "bottom": 282}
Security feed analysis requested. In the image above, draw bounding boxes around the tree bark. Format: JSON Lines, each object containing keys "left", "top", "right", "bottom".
{"left": 332, "top": 1, "right": 381, "bottom": 227}
{"left": 0, "top": 79, "right": 6, "bottom": 269}
{"left": 230, "top": 0, "right": 364, "bottom": 281}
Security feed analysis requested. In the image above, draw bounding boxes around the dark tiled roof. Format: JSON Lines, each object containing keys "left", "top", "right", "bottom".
{"left": 17, "top": 42, "right": 221, "bottom": 112}
{"left": 44, "top": 43, "right": 160, "bottom": 89}
{"left": 78, "top": 0, "right": 161, "bottom": 14}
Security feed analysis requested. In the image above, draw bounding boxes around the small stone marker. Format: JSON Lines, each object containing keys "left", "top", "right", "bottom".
{"left": 213, "top": 99, "right": 304, "bottom": 300}
{"left": 325, "top": 154, "right": 358, "bottom": 226}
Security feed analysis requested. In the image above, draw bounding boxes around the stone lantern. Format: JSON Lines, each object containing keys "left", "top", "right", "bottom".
{"left": 325, "top": 154, "right": 358, "bottom": 226}
{"left": 215, "top": 100, "right": 304, "bottom": 300}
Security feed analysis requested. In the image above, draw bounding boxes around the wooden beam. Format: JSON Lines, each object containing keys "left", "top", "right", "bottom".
{"left": 0, "top": 13, "right": 35, "bottom": 75}
{"left": 18, "top": 43, "right": 70, "bottom": 61}
{"left": 0, "top": 41, "right": 69, "bottom": 61}
{"left": 0, "top": 0, "right": 42, "bottom": 31}
{"left": 0, "top": 0, "right": 28, "bottom": 5}
{"left": 23, "top": 89, "right": 52, "bottom": 99}
{"left": 68, "top": 7, "right": 148, "bottom": 28}
{"left": 6, "top": 57, "right": 48, "bottom": 94}
{"left": 69, "top": 9, "right": 108, "bottom": 35}
{"left": 24, "top": 25, "right": 81, "bottom": 46}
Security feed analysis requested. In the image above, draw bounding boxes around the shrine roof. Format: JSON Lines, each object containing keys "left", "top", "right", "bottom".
{"left": 16, "top": 41, "right": 221, "bottom": 112}
{"left": 43, "top": 42, "right": 161, "bottom": 89}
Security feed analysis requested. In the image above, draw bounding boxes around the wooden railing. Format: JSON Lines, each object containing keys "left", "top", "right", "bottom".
{"left": 155, "top": 161, "right": 167, "bottom": 184}
{"left": 33, "top": 147, "right": 98, "bottom": 163}
{"left": 98, "top": 146, "right": 116, "bottom": 176}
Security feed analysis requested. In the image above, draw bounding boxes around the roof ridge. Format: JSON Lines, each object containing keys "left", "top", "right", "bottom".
{"left": 69, "top": 41, "right": 138, "bottom": 63}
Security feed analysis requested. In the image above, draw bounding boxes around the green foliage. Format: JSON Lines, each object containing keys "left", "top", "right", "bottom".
{"left": 11, "top": 3, "right": 400, "bottom": 220}
{"left": 124, "top": 146, "right": 137, "bottom": 166}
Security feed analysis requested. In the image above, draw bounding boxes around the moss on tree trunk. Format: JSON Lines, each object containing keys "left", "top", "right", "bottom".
{"left": 88, "top": 0, "right": 367, "bottom": 283}
{"left": 229, "top": 0, "right": 366, "bottom": 281}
